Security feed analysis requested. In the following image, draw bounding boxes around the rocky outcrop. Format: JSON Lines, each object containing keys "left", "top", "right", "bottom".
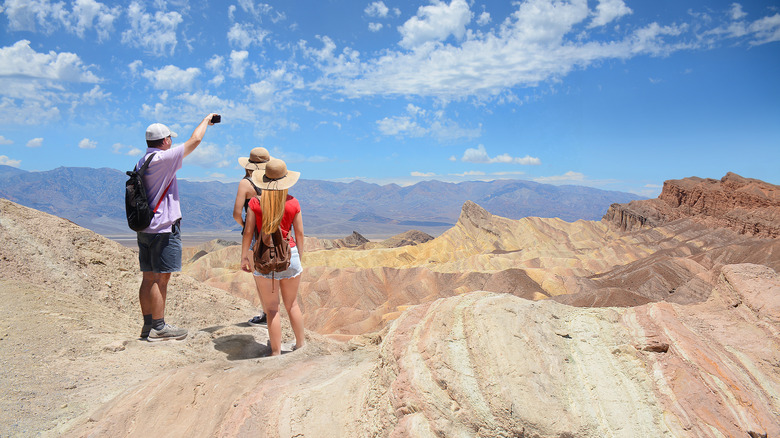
{"left": 605, "top": 173, "right": 780, "bottom": 237}
{"left": 378, "top": 229, "right": 434, "bottom": 248}
{"left": 65, "top": 264, "right": 780, "bottom": 437}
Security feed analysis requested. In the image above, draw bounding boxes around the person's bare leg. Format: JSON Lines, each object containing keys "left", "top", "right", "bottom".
{"left": 280, "top": 275, "right": 304, "bottom": 349}
{"left": 139, "top": 272, "right": 171, "bottom": 319}
{"left": 255, "top": 276, "right": 282, "bottom": 356}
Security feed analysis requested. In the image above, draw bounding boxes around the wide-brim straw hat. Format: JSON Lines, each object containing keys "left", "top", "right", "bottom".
{"left": 238, "top": 147, "right": 271, "bottom": 171}
{"left": 251, "top": 158, "right": 300, "bottom": 191}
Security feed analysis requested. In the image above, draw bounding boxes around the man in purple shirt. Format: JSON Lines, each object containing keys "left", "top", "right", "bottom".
{"left": 137, "top": 113, "right": 218, "bottom": 342}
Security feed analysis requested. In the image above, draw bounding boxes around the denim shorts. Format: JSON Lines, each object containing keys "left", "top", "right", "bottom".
{"left": 137, "top": 220, "right": 182, "bottom": 273}
{"left": 254, "top": 246, "right": 302, "bottom": 279}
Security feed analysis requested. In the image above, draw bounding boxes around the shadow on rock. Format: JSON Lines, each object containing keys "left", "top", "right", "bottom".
{"left": 213, "top": 334, "right": 269, "bottom": 360}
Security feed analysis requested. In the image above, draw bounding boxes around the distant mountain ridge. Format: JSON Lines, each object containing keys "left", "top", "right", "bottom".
{"left": 0, "top": 164, "right": 644, "bottom": 236}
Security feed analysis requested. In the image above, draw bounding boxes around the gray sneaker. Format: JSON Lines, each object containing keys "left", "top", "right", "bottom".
{"left": 148, "top": 324, "right": 188, "bottom": 342}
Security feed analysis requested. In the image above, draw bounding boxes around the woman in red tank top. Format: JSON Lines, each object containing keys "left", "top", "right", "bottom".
{"left": 241, "top": 159, "right": 305, "bottom": 356}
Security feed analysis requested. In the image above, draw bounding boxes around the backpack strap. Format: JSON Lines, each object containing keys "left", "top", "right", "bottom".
{"left": 245, "top": 175, "right": 263, "bottom": 196}
{"left": 138, "top": 152, "right": 172, "bottom": 213}
{"left": 136, "top": 153, "right": 156, "bottom": 174}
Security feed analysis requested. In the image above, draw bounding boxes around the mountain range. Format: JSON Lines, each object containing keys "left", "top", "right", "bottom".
{"left": 0, "top": 164, "right": 643, "bottom": 237}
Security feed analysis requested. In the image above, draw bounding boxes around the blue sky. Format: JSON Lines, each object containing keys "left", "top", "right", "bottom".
{"left": 0, "top": 0, "right": 778, "bottom": 197}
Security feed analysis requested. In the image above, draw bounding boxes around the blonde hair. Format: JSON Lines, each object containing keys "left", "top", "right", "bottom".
{"left": 260, "top": 189, "right": 288, "bottom": 234}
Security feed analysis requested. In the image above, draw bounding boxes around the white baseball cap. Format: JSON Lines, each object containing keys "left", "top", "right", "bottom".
{"left": 145, "top": 123, "right": 178, "bottom": 141}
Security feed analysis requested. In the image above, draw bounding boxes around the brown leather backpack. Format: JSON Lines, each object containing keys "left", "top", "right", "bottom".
{"left": 253, "top": 227, "right": 291, "bottom": 275}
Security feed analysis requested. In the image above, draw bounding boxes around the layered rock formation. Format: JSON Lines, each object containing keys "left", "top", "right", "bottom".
{"left": 605, "top": 172, "right": 780, "bottom": 237}
{"left": 65, "top": 265, "right": 780, "bottom": 437}
{"left": 3, "top": 172, "right": 779, "bottom": 437}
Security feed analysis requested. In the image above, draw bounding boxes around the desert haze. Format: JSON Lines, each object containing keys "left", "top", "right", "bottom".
{"left": 1, "top": 172, "right": 779, "bottom": 437}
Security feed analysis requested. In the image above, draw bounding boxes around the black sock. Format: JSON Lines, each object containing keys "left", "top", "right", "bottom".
{"left": 143, "top": 314, "right": 153, "bottom": 326}
{"left": 152, "top": 318, "right": 165, "bottom": 330}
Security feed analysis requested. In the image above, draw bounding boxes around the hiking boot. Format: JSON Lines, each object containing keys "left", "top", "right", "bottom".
{"left": 147, "top": 324, "right": 188, "bottom": 342}
{"left": 248, "top": 313, "right": 267, "bottom": 326}
{"left": 140, "top": 324, "right": 153, "bottom": 339}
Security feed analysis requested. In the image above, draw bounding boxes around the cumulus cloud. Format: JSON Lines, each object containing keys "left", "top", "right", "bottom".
{"left": 228, "top": 23, "right": 269, "bottom": 49}
{"left": 369, "top": 23, "right": 383, "bottom": 32}
{"left": 229, "top": 50, "right": 250, "bottom": 78}
{"left": 78, "top": 138, "right": 97, "bottom": 149}
{"left": 398, "top": 0, "right": 472, "bottom": 49}
{"left": 461, "top": 144, "right": 541, "bottom": 165}
{"left": 121, "top": 1, "right": 182, "bottom": 56}
{"left": 411, "top": 171, "right": 437, "bottom": 177}
{"left": 247, "top": 66, "right": 304, "bottom": 112}
{"left": 0, "top": 155, "right": 21, "bottom": 166}
{"left": 376, "top": 104, "right": 480, "bottom": 141}
{"left": 589, "top": 0, "right": 632, "bottom": 28}
{"left": 0, "top": 97, "right": 60, "bottom": 125}
{"left": 1, "top": 0, "right": 120, "bottom": 40}
{"left": 142, "top": 65, "right": 201, "bottom": 91}
{"left": 26, "top": 138, "right": 44, "bottom": 147}
{"left": 476, "top": 11, "right": 491, "bottom": 26}
{"left": 0, "top": 136, "right": 13, "bottom": 145}
{"left": 303, "top": 0, "right": 780, "bottom": 101}
{"left": 365, "top": 1, "right": 389, "bottom": 18}
{"left": 0, "top": 40, "right": 101, "bottom": 85}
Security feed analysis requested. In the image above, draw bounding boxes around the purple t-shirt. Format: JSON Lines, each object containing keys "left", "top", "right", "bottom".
{"left": 137, "top": 146, "right": 185, "bottom": 233}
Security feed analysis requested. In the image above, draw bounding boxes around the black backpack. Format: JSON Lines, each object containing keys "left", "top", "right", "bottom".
{"left": 125, "top": 153, "right": 170, "bottom": 232}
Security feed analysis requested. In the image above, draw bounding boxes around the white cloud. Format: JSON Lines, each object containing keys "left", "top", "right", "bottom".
{"left": 589, "top": 0, "right": 632, "bottom": 28}
{"left": 142, "top": 65, "right": 201, "bottom": 90}
{"left": 730, "top": 3, "right": 747, "bottom": 21}
{"left": 206, "top": 55, "right": 224, "bottom": 72}
{"left": 78, "top": 138, "right": 97, "bottom": 149}
{"left": 365, "top": 1, "right": 389, "bottom": 18}
{"left": 228, "top": 23, "right": 269, "bottom": 49}
{"left": 128, "top": 60, "right": 143, "bottom": 75}
{"left": 1, "top": 0, "right": 119, "bottom": 40}
{"left": 121, "top": 1, "right": 183, "bottom": 56}
{"left": 0, "top": 97, "right": 60, "bottom": 125}
{"left": 533, "top": 171, "right": 586, "bottom": 184}
{"left": 79, "top": 85, "right": 110, "bottom": 105}
{"left": 210, "top": 75, "right": 225, "bottom": 87}
{"left": 247, "top": 66, "right": 303, "bottom": 112}
{"left": 369, "top": 22, "right": 383, "bottom": 32}
{"left": 70, "top": 0, "right": 121, "bottom": 41}
{"left": 398, "top": 0, "right": 472, "bottom": 49}
{"left": 229, "top": 50, "right": 249, "bottom": 78}
{"left": 27, "top": 138, "right": 44, "bottom": 147}
{"left": 411, "top": 171, "right": 436, "bottom": 177}
{"left": 0, "top": 136, "right": 13, "bottom": 145}
{"left": 183, "top": 142, "right": 233, "bottom": 168}
{"left": 461, "top": 144, "right": 541, "bottom": 165}
{"left": 0, "top": 40, "right": 101, "bottom": 85}
{"left": 748, "top": 13, "right": 780, "bottom": 45}
{"left": 308, "top": 0, "right": 756, "bottom": 100}
{"left": 476, "top": 12, "right": 491, "bottom": 26}
{"left": 0, "top": 155, "right": 21, "bottom": 166}
{"left": 376, "top": 104, "right": 480, "bottom": 141}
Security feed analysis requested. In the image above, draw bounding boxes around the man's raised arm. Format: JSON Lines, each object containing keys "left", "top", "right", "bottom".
{"left": 183, "top": 113, "right": 219, "bottom": 158}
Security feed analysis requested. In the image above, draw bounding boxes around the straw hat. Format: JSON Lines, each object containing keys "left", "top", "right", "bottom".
{"left": 238, "top": 147, "right": 271, "bottom": 171}
{"left": 251, "top": 158, "right": 300, "bottom": 191}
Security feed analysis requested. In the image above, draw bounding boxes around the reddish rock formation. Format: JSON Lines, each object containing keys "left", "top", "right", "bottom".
{"left": 605, "top": 172, "right": 780, "bottom": 237}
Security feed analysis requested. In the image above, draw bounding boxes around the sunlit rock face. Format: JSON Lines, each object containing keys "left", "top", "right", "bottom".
{"left": 186, "top": 185, "right": 780, "bottom": 336}
{"left": 67, "top": 264, "right": 780, "bottom": 438}
{"left": 605, "top": 172, "right": 780, "bottom": 237}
